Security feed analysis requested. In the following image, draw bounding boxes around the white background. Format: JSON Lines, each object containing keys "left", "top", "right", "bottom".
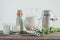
{"left": 0, "top": 0, "right": 60, "bottom": 30}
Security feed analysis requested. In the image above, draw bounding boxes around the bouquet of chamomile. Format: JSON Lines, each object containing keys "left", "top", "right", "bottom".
{"left": 33, "top": 27, "right": 60, "bottom": 36}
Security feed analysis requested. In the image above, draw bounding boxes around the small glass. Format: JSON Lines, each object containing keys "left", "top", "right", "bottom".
{"left": 2, "top": 24, "right": 10, "bottom": 35}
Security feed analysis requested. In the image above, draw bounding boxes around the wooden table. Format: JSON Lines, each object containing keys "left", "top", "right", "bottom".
{"left": 0, "top": 34, "right": 60, "bottom": 40}
{"left": 0, "top": 31, "right": 60, "bottom": 40}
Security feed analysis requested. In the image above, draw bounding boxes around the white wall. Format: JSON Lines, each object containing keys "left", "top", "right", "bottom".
{"left": 0, "top": 0, "right": 60, "bottom": 30}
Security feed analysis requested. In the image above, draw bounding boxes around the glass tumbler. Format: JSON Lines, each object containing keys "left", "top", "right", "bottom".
{"left": 3, "top": 24, "right": 10, "bottom": 35}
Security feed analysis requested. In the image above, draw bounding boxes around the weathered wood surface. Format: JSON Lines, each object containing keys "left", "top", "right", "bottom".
{"left": 0, "top": 34, "right": 60, "bottom": 40}
{"left": 0, "top": 31, "right": 60, "bottom": 40}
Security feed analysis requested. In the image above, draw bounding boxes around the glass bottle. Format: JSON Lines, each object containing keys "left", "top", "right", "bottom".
{"left": 16, "top": 10, "right": 24, "bottom": 34}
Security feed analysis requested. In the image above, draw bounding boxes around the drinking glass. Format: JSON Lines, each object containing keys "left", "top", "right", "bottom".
{"left": 2, "top": 24, "right": 10, "bottom": 35}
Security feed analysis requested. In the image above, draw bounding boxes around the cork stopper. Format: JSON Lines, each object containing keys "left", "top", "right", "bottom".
{"left": 17, "top": 10, "right": 23, "bottom": 16}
